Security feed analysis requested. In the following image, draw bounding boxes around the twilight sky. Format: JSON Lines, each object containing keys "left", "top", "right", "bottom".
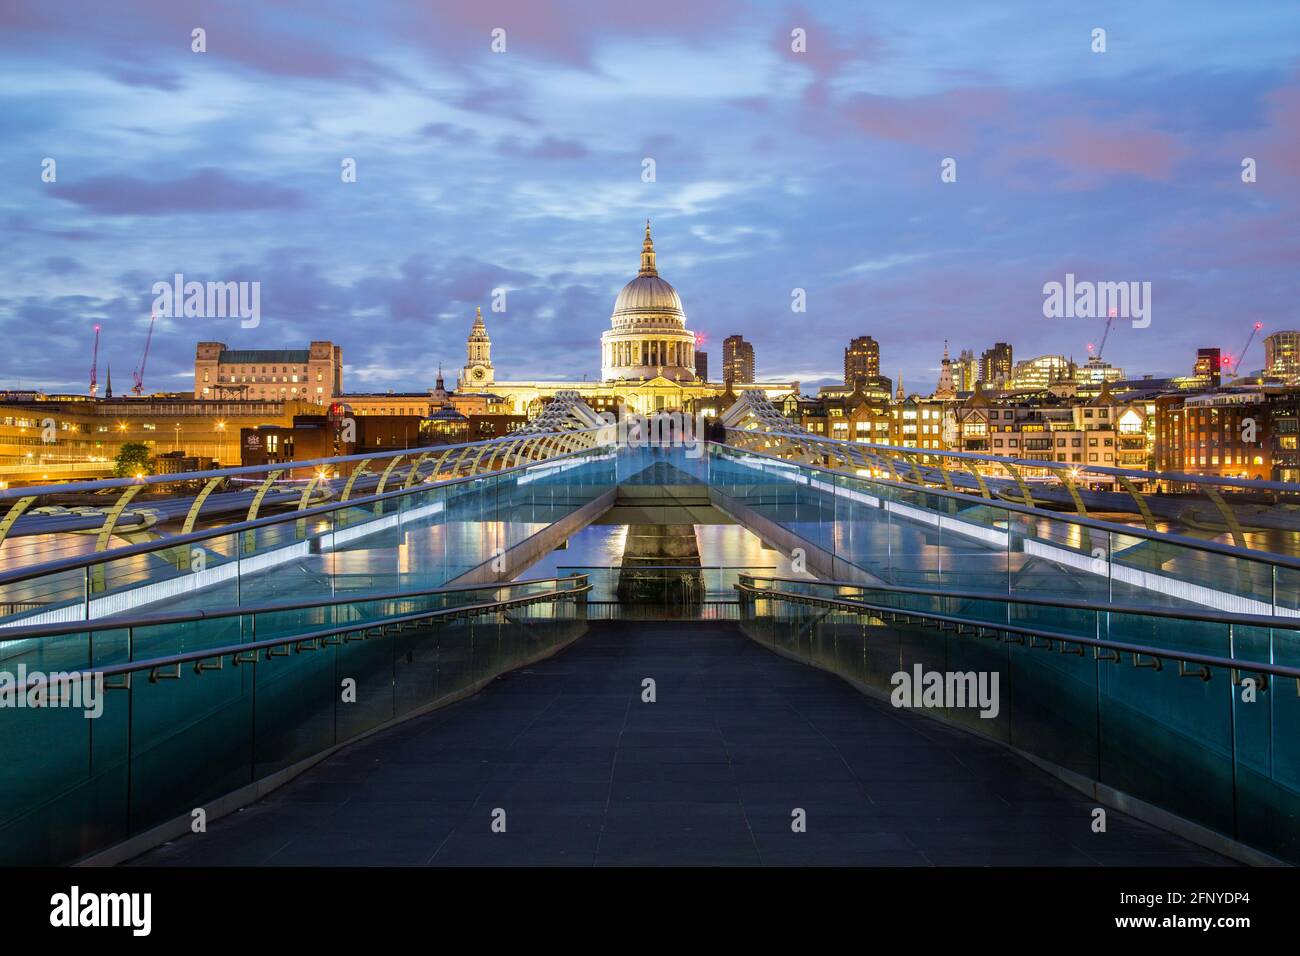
{"left": 1, "top": 0, "right": 1298, "bottom": 396}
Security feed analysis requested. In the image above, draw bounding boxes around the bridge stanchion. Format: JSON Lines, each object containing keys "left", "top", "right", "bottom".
{"left": 0, "top": 495, "right": 37, "bottom": 551}
{"left": 1057, "top": 472, "right": 1092, "bottom": 556}
{"left": 373, "top": 455, "right": 405, "bottom": 515}
{"left": 1116, "top": 475, "right": 1157, "bottom": 531}
{"left": 445, "top": 445, "right": 477, "bottom": 478}
{"left": 963, "top": 462, "right": 992, "bottom": 499}
{"left": 176, "top": 477, "right": 225, "bottom": 570}
{"left": 91, "top": 484, "right": 145, "bottom": 593}
{"left": 467, "top": 446, "right": 494, "bottom": 475}
{"left": 901, "top": 453, "right": 926, "bottom": 487}
{"left": 339, "top": 459, "right": 372, "bottom": 501}
{"left": 1001, "top": 463, "right": 1036, "bottom": 510}
{"left": 1198, "top": 483, "right": 1249, "bottom": 550}
{"left": 295, "top": 474, "right": 324, "bottom": 541}
{"left": 242, "top": 470, "right": 283, "bottom": 555}
{"left": 401, "top": 452, "right": 431, "bottom": 489}
{"left": 932, "top": 459, "right": 955, "bottom": 493}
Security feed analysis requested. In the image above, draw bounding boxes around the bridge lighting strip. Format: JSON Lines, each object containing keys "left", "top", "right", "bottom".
{"left": 0, "top": 500, "right": 452, "bottom": 629}
{"left": 517, "top": 458, "right": 588, "bottom": 484}
{"left": 1022, "top": 539, "right": 1299, "bottom": 618}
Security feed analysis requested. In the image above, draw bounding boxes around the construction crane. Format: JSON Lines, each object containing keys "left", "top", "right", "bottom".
{"left": 1084, "top": 307, "right": 1119, "bottom": 382}
{"left": 131, "top": 312, "right": 156, "bottom": 396}
{"left": 1086, "top": 308, "right": 1118, "bottom": 362}
{"left": 88, "top": 324, "right": 101, "bottom": 397}
{"left": 1229, "top": 322, "right": 1264, "bottom": 380}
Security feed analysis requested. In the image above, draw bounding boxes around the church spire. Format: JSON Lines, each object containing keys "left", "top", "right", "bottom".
{"left": 639, "top": 219, "right": 658, "bottom": 277}
{"left": 460, "top": 305, "right": 494, "bottom": 388}
{"left": 935, "top": 340, "right": 956, "bottom": 399}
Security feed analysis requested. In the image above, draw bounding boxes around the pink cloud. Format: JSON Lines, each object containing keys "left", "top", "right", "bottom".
{"left": 987, "top": 113, "right": 1187, "bottom": 187}
{"left": 1230, "top": 69, "right": 1300, "bottom": 184}
{"left": 841, "top": 87, "right": 1006, "bottom": 149}
{"left": 404, "top": 0, "right": 745, "bottom": 71}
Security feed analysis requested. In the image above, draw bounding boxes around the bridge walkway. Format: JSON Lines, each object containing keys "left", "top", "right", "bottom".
{"left": 129, "top": 621, "right": 1231, "bottom": 867}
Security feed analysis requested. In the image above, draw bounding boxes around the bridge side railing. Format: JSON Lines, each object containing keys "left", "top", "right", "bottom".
{"left": 0, "top": 426, "right": 611, "bottom": 568}
{"left": 0, "top": 443, "right": 618, "bottom": 627}
{"left": 735, "top": 575, "right": 1300, "bottom": 865}
{"left": 724, "top": 424, "right": 1300, "bottom": 550}
{"left": 706, "top": 442, "right": 1300, "bottom": 620}
{"left": 0, "top": 576, "right": 591, "bottom": 866}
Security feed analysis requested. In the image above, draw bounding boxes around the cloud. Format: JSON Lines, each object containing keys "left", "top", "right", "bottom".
{"left": 497, "top": 135, "right": 589, "bottom": 159}
{"left": 841, "top": 87, "right": 1007, "bottom": 149}
{"left": 990, "top": 114, "right": 1188, "bottom": 185}
{"left": 419, "top": 122, "right": 481, "bottom": 143}
{"left": 402, "top": 0, "right": 744, "bottom": 72}
{"left": 51, "top": 169, "right": 307, "bottom": 216}
{"left": 0, "top": 0, "right": 397, "bottom": 88}
{"left": 42, "top": 256, "right": 84, "bottom": 276}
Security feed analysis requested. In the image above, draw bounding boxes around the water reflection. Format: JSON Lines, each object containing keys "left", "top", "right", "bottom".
{"left": 524, "top": 523, "right": 801, "bottom": 578}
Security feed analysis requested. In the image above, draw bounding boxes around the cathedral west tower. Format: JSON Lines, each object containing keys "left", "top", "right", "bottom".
{"left": 459, "top": 306, "right": 495, "bottom": 388}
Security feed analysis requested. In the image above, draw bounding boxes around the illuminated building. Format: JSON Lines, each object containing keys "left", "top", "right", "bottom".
{"left": 722, "top": 335, "right": 756, "bottom": 385}
{"left": 1265, "top": 331, "right": 1300, "bottom": 384}
{"left": 979, "top": 342, "right": 1013, "bottom": 386}
{"left": 1156, "top": 390, "right": 1271, "bottom": 480}
{"left": 195, "top": 341, "right": 342, "bottom": 402}
{"left": 1008, "top": 354, "right": 1075, "bottom": 391}
{"left": 844, "top": 336, "right": 880, "bottom": 387}
{"left": 460, "top": 307, "right": 495, "bottom": 388}
{"left": 467, "top": 225, "right": 797, "bottom": 416}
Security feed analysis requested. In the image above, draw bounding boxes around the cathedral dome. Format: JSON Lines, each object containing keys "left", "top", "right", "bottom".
{"left": 608, "top": 221, "right": 687, "bottom": 330}
{"left": 612, "top": 274, "right": 684, "bottom": 319}
{"left": 601, "top": 221, "right": 697, "bottom": 382}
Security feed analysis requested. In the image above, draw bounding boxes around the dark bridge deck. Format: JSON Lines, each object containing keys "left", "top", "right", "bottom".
{"left": 131, "top": 621, "right": 1232, "bottom": 867}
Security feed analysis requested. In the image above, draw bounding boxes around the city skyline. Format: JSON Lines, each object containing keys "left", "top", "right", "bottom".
{"left": 2, "top": 1, "right": 1299, "bottom": 395}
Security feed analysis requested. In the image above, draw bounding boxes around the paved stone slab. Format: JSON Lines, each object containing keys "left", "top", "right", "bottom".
{"left": 130, "top": 621, "right": 1233, "bottom": 867}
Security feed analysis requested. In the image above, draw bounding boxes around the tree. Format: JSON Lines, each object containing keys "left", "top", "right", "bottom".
{"left": 113, "top": 442, "right": 154, "bottom": 479}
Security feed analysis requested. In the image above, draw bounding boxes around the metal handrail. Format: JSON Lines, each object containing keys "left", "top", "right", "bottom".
{"left": 0, "top": 574, "right": 589, "bottom": 642}
{"left": 0, "top": 426, "right": 610, "bottom": 501}
{"left": 735, "top": 574, "right": 1300, "bottom": 631}
{"left": 0, "top": 443, "right": 614, "bottom": 588}
{"left": 733, "top": 427, "right": 1300, "bottom": 495}
{"left": 712, "top": 442, "right": 1300, "bottom": 570}
{"left": 734, "top": 581, "right": 1300, "bottom": 681}
{"left": 13, "top": 583, "right": 592, "bottom": 692}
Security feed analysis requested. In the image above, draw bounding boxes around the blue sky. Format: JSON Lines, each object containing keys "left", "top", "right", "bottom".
{"left": 2, "top": 0, "right": 1298, "bottom": 395}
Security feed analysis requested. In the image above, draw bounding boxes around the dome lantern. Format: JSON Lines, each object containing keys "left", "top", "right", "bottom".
{"left": 639, "top": 219, "right": 657, "bottom": 276}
